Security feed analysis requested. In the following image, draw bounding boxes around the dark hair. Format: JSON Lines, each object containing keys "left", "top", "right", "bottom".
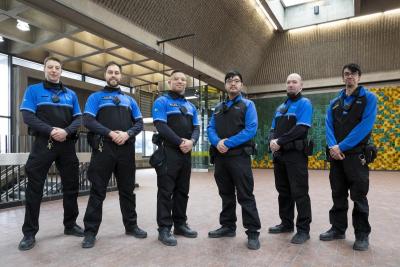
{"left": 342, "top": 63, "right": 362, "bottom": 77}
{"left": 170, "top": 69, "right": 185, "bottom": 76}
{"left": 44, "top": 56, "right": 61, "bottom": 66}
{"left": 105, "top": 61, "right": 122, "bottom": 72}
{"left": 225, "top": 70, "right": 243, "bottom": 83}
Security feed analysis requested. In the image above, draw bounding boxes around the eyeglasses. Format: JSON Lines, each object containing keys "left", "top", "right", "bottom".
{"left": 226, "top": 79, "right": 242, "bottom": 84}
{"left": 343, "top": 72, "right": 359, "bottom": 77}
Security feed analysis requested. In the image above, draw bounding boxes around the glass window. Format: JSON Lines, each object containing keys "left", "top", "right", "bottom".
{"left": 0, "top": 53, "right": 10, "bottom": 117}
{"left": 85, "top": 76, "right": 107, "bottom": 87}
{"left": 12, "top": 56, "right": 82, "bottom": 80}
{"left": 120, "top": 85, "right": 131, "bottom": 93}
{"left": 135, "top": 132, "right": 143, "bottom": 154}
{"left": 0, "top": 117, "right": 10, "bottom": 153}
{"left": 61, "top": 69, "right": 82, "bottom": 80}
{"left": 12, "top": 57, "right": 43, "bottom": 71}
{"left": 144, "top": 131, "right": 154, "bottom": 157}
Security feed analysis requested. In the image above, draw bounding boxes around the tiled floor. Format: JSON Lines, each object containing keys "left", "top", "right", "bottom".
{"left": 1, "top": 169, "right": 399, "bottom": 267}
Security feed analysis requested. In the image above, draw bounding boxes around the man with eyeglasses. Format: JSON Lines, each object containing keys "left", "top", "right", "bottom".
{"left": 268, "top": 73, "right": 313, "bottom": 245}
{"left": 19, "top": 56, "right": 83, "bottom": 251}
{"left": 151, "top": 70, "right": 200, "bottom": 246}
{"left": 81, "top": 61, "right": 147, "bottom": 248}
{"left": 207, "top": 70, "right": 261, "bottom": 250}
{"left": 320, "top": 63, "right": 377, "bottom": 251}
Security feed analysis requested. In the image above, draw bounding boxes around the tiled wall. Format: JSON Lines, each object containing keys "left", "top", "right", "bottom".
{"left": 252, "top": 86, "right": 400, "bottom": 170}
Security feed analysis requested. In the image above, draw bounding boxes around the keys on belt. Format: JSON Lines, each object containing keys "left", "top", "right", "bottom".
{"left": 47, "top": 137, "right": 54, "bottom": 150}
{"left": 359, "top": 154, "right": 366, "bottom": 166}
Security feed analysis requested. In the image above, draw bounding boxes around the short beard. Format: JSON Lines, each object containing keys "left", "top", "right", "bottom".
{"left": 107, "top": 80, "right": 119, "bottom": 87}
{"left": 287, "top": 91, "right": 299, "bottom": 99}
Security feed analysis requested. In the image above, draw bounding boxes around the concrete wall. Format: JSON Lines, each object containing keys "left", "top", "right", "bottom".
{"left": 249, "top": 12, "right": 400, "bottom": 91}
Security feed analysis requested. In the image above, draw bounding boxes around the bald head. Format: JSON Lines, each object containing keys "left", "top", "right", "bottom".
{"left": 286, "top": 73, "right": 303, "bottom": 97}
{"left": 287, "top": 73, "right": 302, "bottom": 82}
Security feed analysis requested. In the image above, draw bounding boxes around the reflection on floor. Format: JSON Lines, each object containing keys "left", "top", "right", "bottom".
{"left": 1, "top": 169, "right": 399, "bottom": 267}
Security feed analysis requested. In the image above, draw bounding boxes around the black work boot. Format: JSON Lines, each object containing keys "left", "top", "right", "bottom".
{"left": 291, "top": 232, "right": 310, "bottom": 244}
{"left": 158, "top": 228, "right": 177, "bottom": 246}
{"left": 64, "top": 224, "right": 84, "bottom": 237}
{"left": 268, "top": 223, "right": 294, "bottom": 234}
{"left": 247, "top": 232, "right": 260, "bottom": 250}
{"left": 126, "top": 225, "right": 148, "bottom": 239}
{"left": 208, "top": 226, "right": 236, "bottom": 238}
{"left": 353, "top": 236, "right": 369, "bottom": 251}
{"left": 82, "top": 232, "right": 96, "bottom": 249}
{"left": 319, "top": 228, "right": 346, "bottom": 241}
{"left": 18, "top": 235, "right": 36, "bottom": 251}
{"left": 174, "top": 224, "right": 198, "bottom": 238}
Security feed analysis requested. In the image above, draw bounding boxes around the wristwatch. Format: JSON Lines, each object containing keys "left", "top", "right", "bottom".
{"left": 127, "top": 130, "right": 134, "bottom": 138}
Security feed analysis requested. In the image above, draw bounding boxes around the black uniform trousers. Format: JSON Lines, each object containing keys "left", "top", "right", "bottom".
{"left": 22, "top": 136, "right": 79, "bottom": 237}
{"left": 83, "top": 141, "right": 137, "bottom": 235}
{"left": 329, "top": 154, "right": 371, "bottom": 238}
{"left": 214, "top": 151, "right": 261, "bottom": 235}
{"left": 273, "top": 150, "right": 312, "bottom": 233}
{"left": 156, "top": 146, "right": 191, "bottom": 229}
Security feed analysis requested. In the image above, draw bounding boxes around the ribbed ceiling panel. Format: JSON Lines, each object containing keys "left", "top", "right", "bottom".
{"left": 91, "top": 0, "right": 274, "bottom": 82}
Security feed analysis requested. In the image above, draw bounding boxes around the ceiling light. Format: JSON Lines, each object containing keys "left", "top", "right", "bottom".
{"left": 384, "top": 8, "right": 400, "bottom": 15}
{"left": 350, "top": 12, "right": 382, "bottom": 23}
{"left": 0, "top": 36, "right": 4, "bottom": 42}
{"left": 16, "top": 20, "right": 30, "bottom": 31}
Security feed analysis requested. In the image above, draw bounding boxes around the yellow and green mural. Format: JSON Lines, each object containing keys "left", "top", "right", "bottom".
{"left": 252, "top": 86, "right": 400, "bottom": 171}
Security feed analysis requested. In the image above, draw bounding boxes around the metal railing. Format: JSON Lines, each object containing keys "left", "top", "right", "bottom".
{"left": 0, "top": 153, "right": 117, "bottom": 209}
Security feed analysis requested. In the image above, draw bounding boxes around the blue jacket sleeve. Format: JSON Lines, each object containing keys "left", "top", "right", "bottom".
{"left": 20, "top": 86, "right": 37, "bottom": 113}
{"left": 130, "top": 97, "right": 142, "bottom": 120}
{"left": 152, "top": 97, "right": 167, "bottom": 123}
{"left": 207, "top": 111, "right": 220, "bottom": 147}
{"left": 325, "top": 101, "right": 337, "bottom": 148}
{"left": 296, "top": 99, "right": 313, "bottom": 127}
{"left": 192, "top": 105, "right": 200, "bottom": 126}
{"left": 84, "top": 94, "right": 99, "bottom": 117}
{"left": 338, "top": 92, "right": 377, "bottom": 151}
{"left": 71, "top": 91, "right": 82, "bottom": 117}
{"left": 224, "top": 101, "right": 258, "bottom": 148}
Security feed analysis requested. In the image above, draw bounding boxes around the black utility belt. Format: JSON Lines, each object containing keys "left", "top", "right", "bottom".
{"left": 209, "top": 145, "right": 255, "bottom": 160}
{"left": 280, "top": 139, "right": 314, "bottom": 156}
{"left": 325, "top": 144, "right": 377, "bottom": 164}
{"left": 87, "top": 133, "right": 131, "bottom": 151}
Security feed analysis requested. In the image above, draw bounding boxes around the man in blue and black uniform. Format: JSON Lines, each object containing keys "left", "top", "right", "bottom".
{"left": 268, "top": 73, "right": 313, "bottom": 245}
{"left": 152, "top": 70, "right": 200, "bottom": 246}
{"left": 207, "top": 70, "right": 261, "bottom": 250}
{"left": 320, "top": 63, "right": 377, "bottom": 251}
{"left": 18, "top": 57, "right": 83, "bottom": 251}
{"left": 81, "top": 62, "right": 146, "bottom": 248}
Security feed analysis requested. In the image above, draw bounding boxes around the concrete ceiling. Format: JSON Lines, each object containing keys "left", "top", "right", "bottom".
{"left": 0, "top": 0, "right": 177, "bottom": 89}
{"left": 1, "top": 0, "right": 400, "bottom": 91}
